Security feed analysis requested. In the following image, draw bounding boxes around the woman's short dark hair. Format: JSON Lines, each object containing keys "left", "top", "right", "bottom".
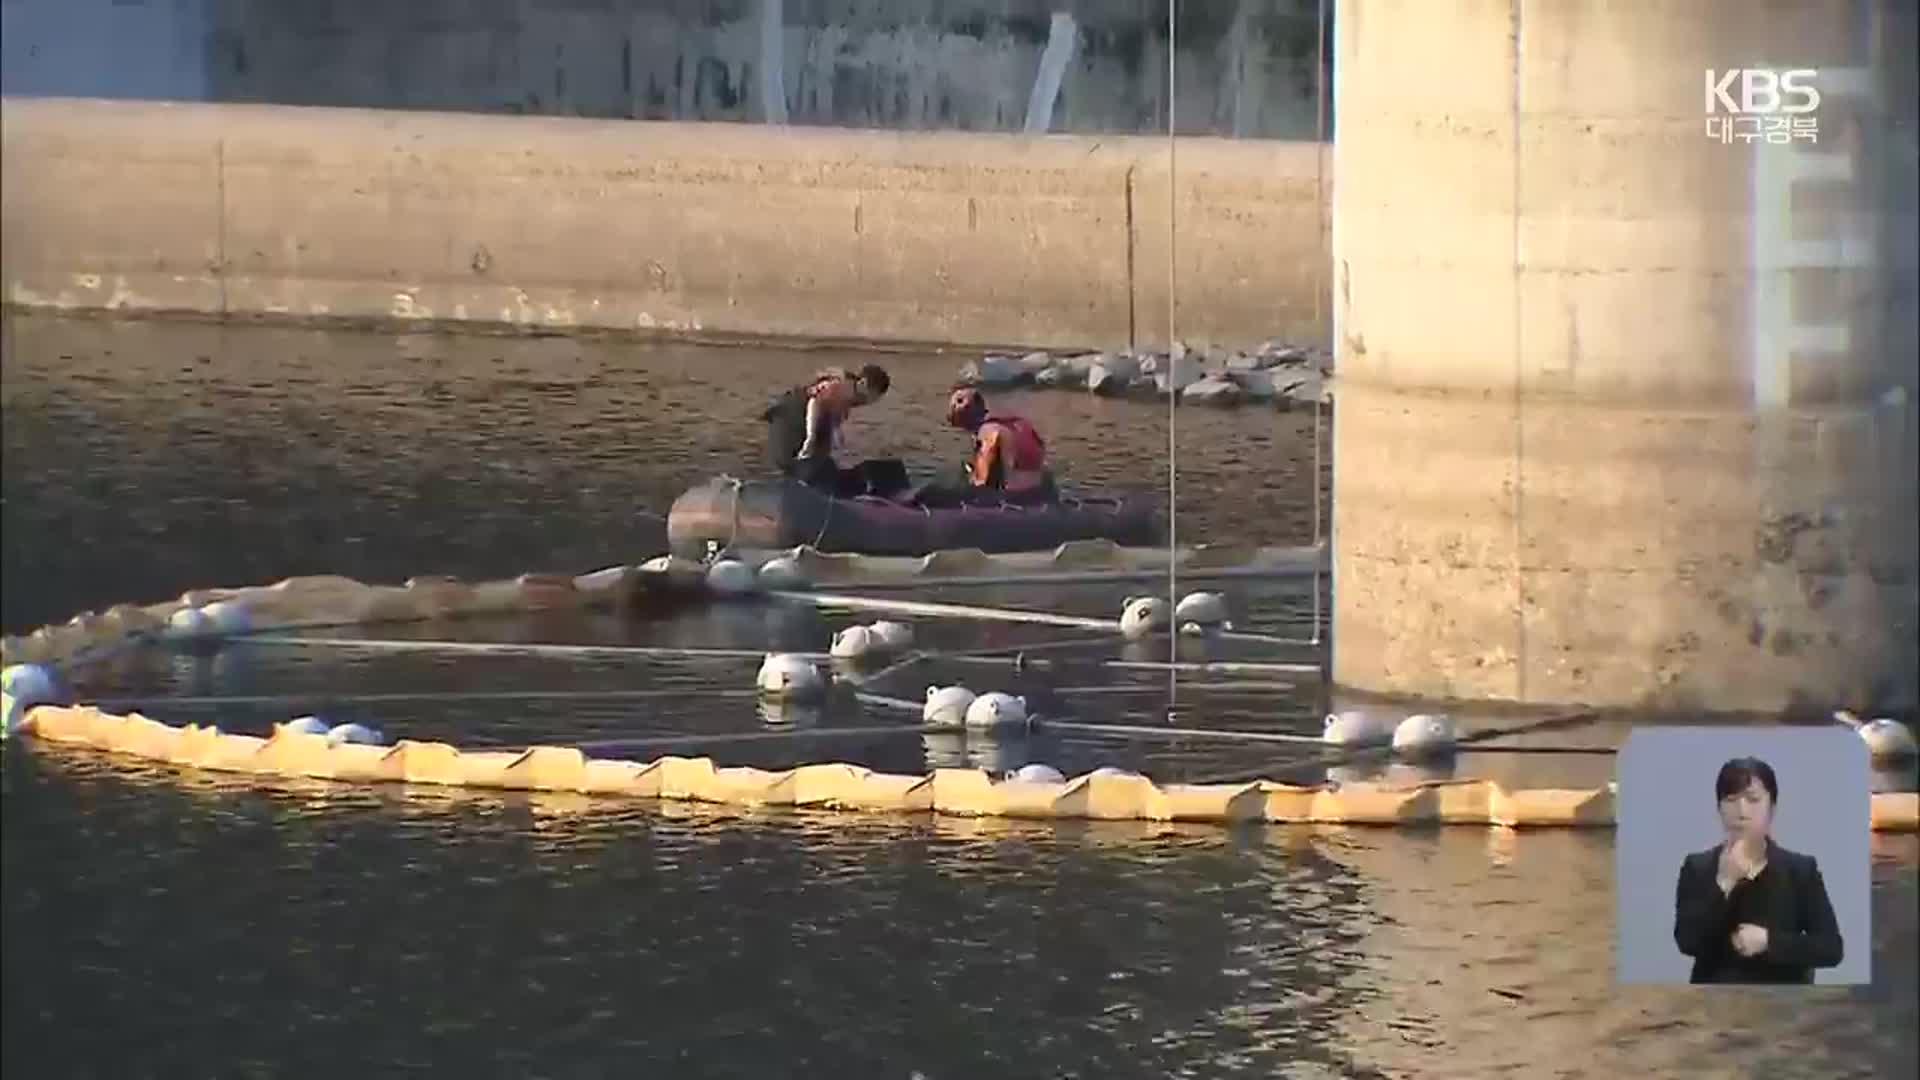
{"left": 1715, "top": 756, "right": 1780, "bottom": 804}
{"left": 857, "top": 364, "right": 891, "bottom": 396}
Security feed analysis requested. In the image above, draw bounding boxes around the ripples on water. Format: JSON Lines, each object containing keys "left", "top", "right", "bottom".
{"left": 3, "top": 312, "right": 1915, "bottom": 1077}
{"left": 0, "top": 312, "right": 1328, "bottom": 631}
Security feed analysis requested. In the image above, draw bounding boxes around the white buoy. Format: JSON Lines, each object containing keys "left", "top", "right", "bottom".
{"left": 965, "top": 691, "right": 1029, "bottom": 730}
{"left": 757, "top": 652, "right": 827, "bottom": 701}
{"left": 830, "top": 625, "right": 878, "bottom": 659}
{"left": 923, "top": 685, "right": 977, "bottom": 728}
{"left": 1006, "top": 763, "right": 1066, "bottom": 784}
{"left": 1391, "top": 713, "right": 1458, "bottom": 757}
{"left": 868, "top": 620, "right": 915, "bottom": 651}
{"left": 1323, "top": 709, "right": 1395, "bottom": 747}
{"left": 1174, "top": 591, "right": 1230, "bottom": 626}
{"left": 706, "top": 558, "right": 757, "bottom": 596}
{"left": 1859, "top": 718, "right": 1918, "bottom": 760}
{"left": 325, "top": 722, "right": 384, "bottom": 746}
{"left": 202, "top": 600, "right": 252, "bottom": 636}
{"left": 1119, "top": 596, "right": 1168, "bottom": 640}
{"left": 278, "top": 716, "right": 331, "bottom": 737}
{"left": 1178, "top": 621, "right": 1214, "bottom": 638}
{"left": 3, "top": 662, "right": 67, "bottom": 734}
{"left": 757, "top": 555, "right": 809, "bottom": 589}
{"left": 166, "top": 606, "right": 214, "bottom": 640}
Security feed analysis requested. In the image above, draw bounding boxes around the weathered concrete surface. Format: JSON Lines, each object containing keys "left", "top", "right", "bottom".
{"left": 1332, "top": 0, "right": 1920, "bottom": 713}
{"left": 1, "top": 97, "right": 1329, "bottom": 351}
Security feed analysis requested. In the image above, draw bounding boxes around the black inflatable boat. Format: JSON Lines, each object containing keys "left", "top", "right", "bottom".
{"left": 666, "top": 476, "right": 1163, "bottom": 558}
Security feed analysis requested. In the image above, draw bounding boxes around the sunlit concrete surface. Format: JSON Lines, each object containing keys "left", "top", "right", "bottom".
{"left": 0, "top": 97, "right": 1328, "bottom": 351}
{"left": 1331, "top": 0, "right": 1919, "bottom": 713}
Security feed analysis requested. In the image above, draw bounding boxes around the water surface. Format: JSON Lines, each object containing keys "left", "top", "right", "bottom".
{"left": 4, "top": 312, "right": 1914, "bottom": 1078}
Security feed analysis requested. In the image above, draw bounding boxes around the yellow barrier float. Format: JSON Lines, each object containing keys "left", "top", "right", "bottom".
{"left": 4, "top": 552, "right": 1915, "bottom": 833}
{"left": 9, "top": 704, "right": 1918, "bottom": 831}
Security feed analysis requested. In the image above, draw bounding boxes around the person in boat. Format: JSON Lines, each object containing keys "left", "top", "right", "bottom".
{"left": 915, "top": 388, "right": 1058, "bottom": 507}
{"left": 762, "top": 364, "right": 899, "bottom": 496}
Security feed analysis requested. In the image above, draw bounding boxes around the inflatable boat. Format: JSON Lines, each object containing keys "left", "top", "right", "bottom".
{"left": 666, "top": 476, "right": 1163, "bottom": 558}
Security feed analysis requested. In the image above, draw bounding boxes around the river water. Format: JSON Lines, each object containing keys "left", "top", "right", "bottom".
{"left": 3, "top": 311, "right": 1915, "bottom": 1078}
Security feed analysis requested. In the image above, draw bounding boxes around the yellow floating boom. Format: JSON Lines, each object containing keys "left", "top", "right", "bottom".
{"left": 14, "top": 705, "right": 1919, "bottom": 831}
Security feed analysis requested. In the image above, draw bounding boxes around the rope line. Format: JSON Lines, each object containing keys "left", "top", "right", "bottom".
{"left": 238, "top": 636, "right": 816, "bottom": 662}
{"left": 1165, "top": 0, "right": 1181, "bottom": 720}
{"left": 1311, "top": 0, "right": 1329, "bottom": 648}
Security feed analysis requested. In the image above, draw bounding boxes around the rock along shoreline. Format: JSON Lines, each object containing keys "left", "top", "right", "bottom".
{"left": 955, "top": 341, "right": 1333, "bottom": 411}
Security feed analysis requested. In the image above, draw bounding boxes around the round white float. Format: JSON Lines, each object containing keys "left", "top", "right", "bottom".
{"left": 325, "top": 722, "right": 385, "bottom": 747}
{"left": 1391, "top": 713, "right": 1458, "bottom": 757}
{"left": 1173, "top": 591, "right": 1230, "bottom": 626}
{"left": 166, "top": 606, "right": 213, "bottom": 640}
{"left": 757, "top": 653, "right": 827, "bottom": 701}
{"left": 1859, "top": 718, "right": 1918, "bottom": 760}
{"left": 2, "top": 662, "right": 67, "bottom": 734}
{"left": 965, "top": 692, "right": 1029, "bottom": 730}
{"left": 201, "top": 600, "right": 252, "bottom": 636}
{"left": 829, "top": 626, "right": 877, "bottom": 659}
{"left": 279, "top": 716, "right": 332, "bottom": 737}
{"left": 757, "top": 556, "right": 809, "bottom": 589}
{"left": 923, "top": 685, "right": 976, "bottom": 728}
{"left": 705, "top": 559, "right": 757, "bottom": 597}
{"left": 1118, "top": 596, "right": 1168, "bottom": 640}
{"left": 1323, "top": 709, "right": 1395, "bottom": 747}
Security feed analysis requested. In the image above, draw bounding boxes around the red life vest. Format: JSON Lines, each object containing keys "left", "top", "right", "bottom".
{"left": 971, "top": 414, "right": 1048, "bottom": 490}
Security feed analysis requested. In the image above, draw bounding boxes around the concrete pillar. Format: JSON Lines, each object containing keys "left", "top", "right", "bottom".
{"left": 1331, "top": 0, "right": 1919, "bottom": 713}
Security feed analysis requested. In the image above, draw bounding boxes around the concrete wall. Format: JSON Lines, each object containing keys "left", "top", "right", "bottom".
{"left": 0, "top": 97, "right": 1331, "bottom": 351}
{"left": 1331, "top": 0, "right": 1919, "bottom": 713}
{"left": 2, "top": 0, "right": 1333, "bottom": 140}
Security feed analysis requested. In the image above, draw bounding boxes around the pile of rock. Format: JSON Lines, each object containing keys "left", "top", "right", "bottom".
{"left": 955, "top": 342, "right": 1333, "bottom": 411}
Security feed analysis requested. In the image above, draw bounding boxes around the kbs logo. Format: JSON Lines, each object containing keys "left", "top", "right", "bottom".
{"left": 1704, "top": 69, "right": 1821, "bottom": 145}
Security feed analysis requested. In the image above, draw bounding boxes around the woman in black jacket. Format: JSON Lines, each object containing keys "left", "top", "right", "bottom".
{"left": 1672, "top": 756, "right": 1844, "bottom": 984}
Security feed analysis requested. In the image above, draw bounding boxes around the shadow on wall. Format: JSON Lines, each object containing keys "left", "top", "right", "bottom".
{"left": 0, "top": 0, "right": 1335, "bottom": 140}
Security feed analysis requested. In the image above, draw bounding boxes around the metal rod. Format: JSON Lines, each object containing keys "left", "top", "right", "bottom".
{"left": 826, "top": 561, "right": 1325, "bottom": 590}
{"left": 1103, "top": 658, "right": 1321, "bottom": 676}
{"left": 843, "top": 651, "right": 928, "bottom": 685}
{"left": 1046, "top": 681, "right": 1299, "bottom": 695}
{"left": 853, "top": 691, "right": 927, "bottom": 714}
{"left": 771, "top": 590, "right": 1115, "bottom": 630}
{"left": 933, "top": 654, "right": 1318, "bottom": 678}
{"left": 239, "top": 636, "right": 815, "bottom": 661}
{"left": 1214, "top": 629, "right": 1321, "bottom": 648}
{"left": 1451, "top": 744, "right": 1618, "bottom": 755}
{"left": 574, "top": 723, "right": 927, "bottom": 754}
{"left": 1044, "top": 719, "right": 1324, "bottom": 746}
{"left": 935, "top": 635, "right": 1119, "bottom": 660}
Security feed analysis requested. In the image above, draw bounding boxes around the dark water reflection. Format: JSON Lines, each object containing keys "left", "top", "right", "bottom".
{"left": 7, "top": 753, "right": 1915, "bottom": 1079}
{"left": 3, "top": 313, "right": 1916, "bottom": 1077}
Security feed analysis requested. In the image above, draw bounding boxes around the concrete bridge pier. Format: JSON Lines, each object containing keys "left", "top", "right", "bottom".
{"left": 1330, "top": 0, "right": 1919, "bottom": 713}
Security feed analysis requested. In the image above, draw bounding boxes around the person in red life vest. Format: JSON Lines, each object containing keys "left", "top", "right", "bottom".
{"left": 761, "top": 364, "right": 894, "bottom": 495}
{"left": 915, "top": 388, "right": 1058, "bottom": 507}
